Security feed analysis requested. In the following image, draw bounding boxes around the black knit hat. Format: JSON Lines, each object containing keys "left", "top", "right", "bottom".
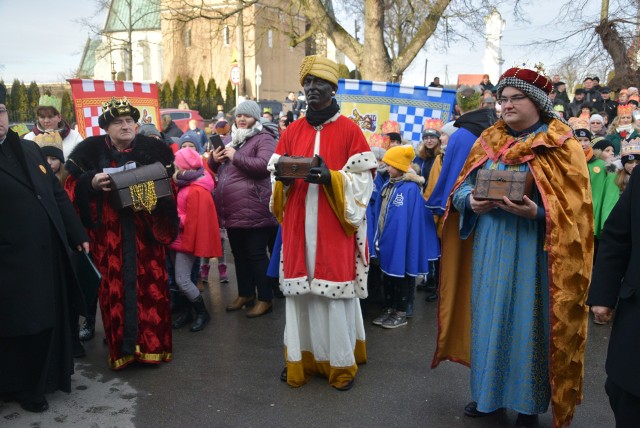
{"left": 592, "top": 137, "right": 614, "bottom": 152}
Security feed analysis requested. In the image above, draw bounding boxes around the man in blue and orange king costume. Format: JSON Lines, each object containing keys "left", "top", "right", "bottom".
{"left": 65, "top": 97, "right": 178, "bottom": 369}
{"left": 268, "top": 55, "right": 377, "bottom": 390}
{"left": 432, "top": 65, "right": 593, "bottom": 427}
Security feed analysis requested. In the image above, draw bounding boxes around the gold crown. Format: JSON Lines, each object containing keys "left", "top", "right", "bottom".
{"left": 102, "top": 97, "right": 134, "bottom": 115}
{"left": 33, "top": 131, "right": 63, "bottom": 148}
{"left": 423, "top": 118, "right": 444, "bottom": 131}
{"left": 511, "top": 62, "right": 546, "bottom": 75}
{"left": 381, "top": 120, "right": 400, "bottom": 134}
{"left": 617, "top": 103, "right": 635, "bottom": 117}
{"left": 570, "top": 118, "right": 589, "bottom": 131}
{"left": 369, "top": 133, "right": 391, "bottom": 149}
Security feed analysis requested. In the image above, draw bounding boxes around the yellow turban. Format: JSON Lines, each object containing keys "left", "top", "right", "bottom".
{"left": 299, "top": 55, "right": 339, "bottom": 87}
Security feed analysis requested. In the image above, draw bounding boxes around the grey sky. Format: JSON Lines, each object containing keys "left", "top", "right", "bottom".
{"left": 1, "top": 0, "right": 597, "bottom": 86}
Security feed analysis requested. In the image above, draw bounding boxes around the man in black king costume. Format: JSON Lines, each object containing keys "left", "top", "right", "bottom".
{"left": 64, "top": 97, "right": 178, "bottom": 370}
{"left": 0, "top": 86, "right": 90, "bottom": 412}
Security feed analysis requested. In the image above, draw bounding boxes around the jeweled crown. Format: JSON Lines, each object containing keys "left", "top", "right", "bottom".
{"left": 102, "top": 97, "right": 134, "bottom": 115}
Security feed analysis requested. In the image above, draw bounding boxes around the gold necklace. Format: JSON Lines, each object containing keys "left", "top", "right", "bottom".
{"left": 129, "top": 180, "right": 158, "bottom": 213}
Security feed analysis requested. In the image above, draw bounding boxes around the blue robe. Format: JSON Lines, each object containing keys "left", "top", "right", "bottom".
{"left": 367, "top": 172, "right": 388, "bottom": 257}
{"left": 373, "top": 175, "right": 439, "bottom": 277}
{"left": 266, "top": 226, "right": 282, "bottom": 278}
{"left": 452, "top": 160, "right": 551, "bottom": 415}
{"left": 426, "top": 127, "right": 477, "bottom": 215}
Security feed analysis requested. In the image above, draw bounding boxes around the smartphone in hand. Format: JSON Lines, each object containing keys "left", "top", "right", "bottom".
{"left": 210, "top": 134, "right": 225, "bottom": 152}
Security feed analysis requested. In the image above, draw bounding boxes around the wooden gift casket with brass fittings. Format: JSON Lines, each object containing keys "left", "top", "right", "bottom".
{"left": 275, "top": 156, "right": 320, "bottom": 179}
{"left": 108, "top": 162, "right": 172, "bottom": 212}
{"left": 474, "top": 169, "right": 534, "bottom": 204}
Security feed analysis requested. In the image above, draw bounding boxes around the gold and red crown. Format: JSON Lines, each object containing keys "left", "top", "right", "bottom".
{"left": 423, "top": 118, "right": 443, "bottom": 132}
{"left": 369, "top": 133, "right": 391, "bottom": 150}
{"left": 381, "top": 120, "right": 400, "bottom": 135}
{"left": 569, "top": 118, "right": 589, "bottom": 131}
{"left": 617, "top": 103, "right": 635, "bottom": 117}
{"left": 499, "top": 63, "right": 553, "bottom": 94}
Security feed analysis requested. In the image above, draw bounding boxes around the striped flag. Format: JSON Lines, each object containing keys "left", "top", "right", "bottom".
{"left": 336, "top": 79, "right": 456, "bottom": 145}
{"left": 68, "top": 79, "right": 160, "bottom": 139}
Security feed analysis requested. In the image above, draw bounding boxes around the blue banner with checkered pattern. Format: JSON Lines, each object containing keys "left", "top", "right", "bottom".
{"left": 336, "top": 79, "right": 456, "bottom": 144}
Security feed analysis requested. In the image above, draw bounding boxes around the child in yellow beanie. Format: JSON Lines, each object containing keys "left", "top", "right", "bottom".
{"left": 371, "top": 145, "right": 440, "bottom": 328}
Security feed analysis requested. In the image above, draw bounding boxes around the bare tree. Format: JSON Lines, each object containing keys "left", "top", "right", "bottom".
{"left": 529, "top": 0, "right": 640, "bottom": 89}
{"left": 79, "top": 0, "right": 161, "bottom": 80}
{"left": 163, "top": 0, "right": 522, "bottom": 82}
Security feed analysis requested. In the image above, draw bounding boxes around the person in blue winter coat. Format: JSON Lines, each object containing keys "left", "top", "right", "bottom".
{"left": 371, "top": 145, "right": 440, "bottom": 329}
{"left": 183, "top": 119, "right": 208, "bottom": 153}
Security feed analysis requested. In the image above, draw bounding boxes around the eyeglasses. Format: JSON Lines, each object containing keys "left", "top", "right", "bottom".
{"left": 496, "top": 95, "right": 528, "bottom": 105}
{"left": 0, "top": 108, "right": 7, "bottom": 115}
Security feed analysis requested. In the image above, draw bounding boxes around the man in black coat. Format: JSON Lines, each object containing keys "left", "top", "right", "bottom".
{"left": 598, "top": 87, "right": 618, "bottom": 124}
{"left": 588, "top": 168, "right": 640, "bottom": 426}
{"left": 0, "top": 91, "right": 89, "bottom": 413}
{"left": 567, "top": 88, "right": 586, "bottom": 118}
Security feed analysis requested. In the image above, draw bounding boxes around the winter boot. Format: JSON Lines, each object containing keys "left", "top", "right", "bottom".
{"left": 190, "top": 294, "right": 211, "bottom": 332}
{"left": 416, "top": 275, "right": 428, "bottom": 292}
{"left": 171, "top": 290, "right": 189, "bottom": 314}
{"left": 71, "top": 320, "right": 86, "bottom": 358}
{"left": 172, "top": 299, "right": 194, "bottom": 329}
{"left": 79, "top": 318, "right": 95, "bottom": 341}
{"left": 200, "top": 263, "right": 210, "bottom": 284}
{"left": 218, "top": 262, "right": 229, "bottom": 283}
{"left": 425, "top": 259, "right": 439, "bottom": 302}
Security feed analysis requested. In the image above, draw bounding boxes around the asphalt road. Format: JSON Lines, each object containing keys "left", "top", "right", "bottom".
{"left": 1, "top": 259, "right": 614, "bottom": 428}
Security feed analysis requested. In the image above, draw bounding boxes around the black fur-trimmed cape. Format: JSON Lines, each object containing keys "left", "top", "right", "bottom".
{"left": 65, "top": 134, "right": 176, "bottom": 230}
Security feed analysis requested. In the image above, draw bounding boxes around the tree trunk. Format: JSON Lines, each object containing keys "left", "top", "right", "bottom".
{"left": 127, "top": 0, "right": 133, "bottom": 80}
{"left": 595, "top": 19, "right": 640, "bottom": 89}
{"left": 236, "top": 0, "right": 246, "bottom": 97}
{"left": 360, "top": 0, "right": 391, "bottom": 81}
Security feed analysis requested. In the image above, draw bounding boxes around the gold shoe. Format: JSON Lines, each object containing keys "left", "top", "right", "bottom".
{"left": 225, "top": 295, "right": 255, "bottom": 311}
{"left": 246, "top": 300, "right": 273, "bottom": 318}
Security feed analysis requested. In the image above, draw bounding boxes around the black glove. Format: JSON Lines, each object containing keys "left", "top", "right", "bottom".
{"left": 305, "top": 155, "right": 331, "bottom": 185}
{"left": 274, "top": 153, "right": 293, "bottom": 186}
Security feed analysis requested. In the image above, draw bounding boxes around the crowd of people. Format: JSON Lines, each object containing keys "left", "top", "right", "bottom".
{"left": 1, "top": 56, "right": 638, "bottom": 427}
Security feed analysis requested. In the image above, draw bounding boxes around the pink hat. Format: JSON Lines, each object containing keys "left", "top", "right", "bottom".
{"left": 174, "top": 147, "right": 203, "bottom": 170}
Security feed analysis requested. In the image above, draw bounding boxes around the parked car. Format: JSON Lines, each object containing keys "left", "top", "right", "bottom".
{"left": 160, "top": 109, "right": 205, "bottom": 132}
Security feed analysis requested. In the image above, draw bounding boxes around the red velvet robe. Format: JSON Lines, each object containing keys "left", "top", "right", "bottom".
{"left": 65, "top": 135, "right": 178, "bottom": 370}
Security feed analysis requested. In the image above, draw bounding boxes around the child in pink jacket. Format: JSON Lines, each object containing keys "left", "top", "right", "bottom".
{"left": 169, "top": 148, "right": 222, "bottom": 332}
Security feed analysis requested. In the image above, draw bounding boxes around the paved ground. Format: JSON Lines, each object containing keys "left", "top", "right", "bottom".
{"left": 1, "top": 258, "right": 614, "bottom": 428}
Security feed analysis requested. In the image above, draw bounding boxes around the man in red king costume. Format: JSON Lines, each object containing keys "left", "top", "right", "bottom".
{"left": 65, "top": 97, "right": 178, "bottom": 370}
{"left": 268, "top": 55, "right": 377, "bottom": 391}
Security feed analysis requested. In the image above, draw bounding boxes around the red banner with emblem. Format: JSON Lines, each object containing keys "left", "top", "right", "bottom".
{"left": 68, "top": 79, "right": 160, "bottom": 139}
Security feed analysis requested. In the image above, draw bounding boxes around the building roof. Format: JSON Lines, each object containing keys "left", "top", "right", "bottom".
{"left": 103, "top": 0, "right": 160, "bottom": 33}
{"left": 77, "top": 38, "right": 102, "bottom": 79}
